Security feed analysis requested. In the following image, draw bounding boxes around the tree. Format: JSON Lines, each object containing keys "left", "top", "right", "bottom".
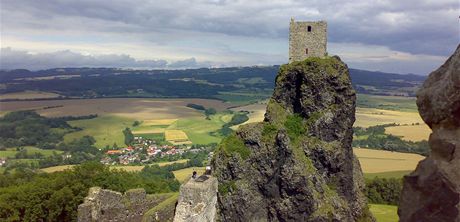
{"left": 204, "top": 108, "right": 216, "bottom": 119}
{"left": 122, "top": 128, "right": 134, "bottom": 146}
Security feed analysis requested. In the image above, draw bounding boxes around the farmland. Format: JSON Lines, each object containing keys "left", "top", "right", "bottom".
{"left": 0, "top": 91, "right": 61, "bottom": 100}
{"left": 354, "top": 108, "right": 424, "bottom": 128}
{"left": 40, "top": 159, "right": 190, "bottom": 173}
{"left": 0, "top": 98, "right": 236, "bottom": 148}
{"left": 230, "top": 103, "right": 266, "bottom": 129}
{"left": 369, "top": 204, "right": 398, "bottom": 222}
{"left": 0, "top": 98, "right": 232, "bottom": 118}
{"left": 356, "top": 93, "right": 417, "bottom": 112}
{"left": 164, "top": 130, "right": 191, "bottom": 144}
{"left": 0, "top": 146, "right": 63, "bottom": 158}
{"left": 64, "top": 115, "right": 133, "bottom": 148}
{"left": 385, "top": 124, "right": 431, "bottom": 141}
{"left": 354, "top": 148, "right": 424, "bottom": 173}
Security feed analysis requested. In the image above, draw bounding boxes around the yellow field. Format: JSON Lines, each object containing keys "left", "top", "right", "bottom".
{"left": 172, "top": 167, "right": 206, "bottom": 183}
{"left": 385, "top": 124, "right": 431, "bottom": 141}
{"left": 165, "top": 130, "right": 190, "bottom": 143}
{"left": 230, "top": 104, "right": 266, "bottom": 129}
{"left": 354, "top": 108, "right": 424, "bottom": 128}
{"left": 142, "top": 119, "right": 178, "bottom": 125}
{"left": 354, "top": 148, "right": 424, "bottom": 173}
{"left": 132, "top": 128, "right": 166, "bottom": 134}
{"left": 228, "top": 104, "right": 427, "bottom": 130}
{"left": 0, "top": 91, "right": 61, "bottom": 100}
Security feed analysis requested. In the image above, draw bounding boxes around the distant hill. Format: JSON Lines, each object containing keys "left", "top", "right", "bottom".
{"left": 0, "top": 65, "right": 426, "bottom": 101}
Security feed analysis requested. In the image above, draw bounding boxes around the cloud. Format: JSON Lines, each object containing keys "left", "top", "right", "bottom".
{"left": 0, "top": 0, "right": 457, "bottom": 73}
{"left": 0, "top": 48, "right": 212, "bottom": 70}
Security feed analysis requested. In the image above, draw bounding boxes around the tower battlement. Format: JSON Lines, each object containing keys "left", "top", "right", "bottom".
{"left": 289, "top": 19, "right": 327, "bottom": 62}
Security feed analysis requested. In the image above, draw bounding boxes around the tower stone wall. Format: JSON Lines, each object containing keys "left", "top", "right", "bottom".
{"left": 289, "top": 19, "right": 327, "bottom": 62}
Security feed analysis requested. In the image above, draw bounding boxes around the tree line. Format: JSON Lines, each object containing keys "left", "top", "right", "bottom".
{"left": 353, "top": 124, "right": 429, "bottom": 156}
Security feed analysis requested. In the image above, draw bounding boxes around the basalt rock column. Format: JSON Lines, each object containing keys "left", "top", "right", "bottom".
{"left": 212, "top": 56, "right": 374, "bottom": 221}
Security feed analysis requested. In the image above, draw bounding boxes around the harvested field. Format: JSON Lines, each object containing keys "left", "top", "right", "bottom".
{"left": 0, "top": 91, "right": 61, "bottom": 100}
{"left": 354, "top": 148, "right": 424, "bottom": 173}
{"left": 385, "top": 124, "right": 431, "bottom": 141}
{"left": 0, "top": 98, "right": 234, "bottom": 118}
{"left": 142, "top": 119, "right": 178, "bottom": 126}
{"left": 354, "top": 108, "right": 425, "bottom": 128}
{"left": 230, "top": 103, "right": 266, "bottom": 129}
{"left": 165, "top": 130, "right": 190, "bottom": 144}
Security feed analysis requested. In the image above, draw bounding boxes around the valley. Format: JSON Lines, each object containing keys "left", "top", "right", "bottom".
{"left": 0, "top": 70, "right": 430, "bottom": 222}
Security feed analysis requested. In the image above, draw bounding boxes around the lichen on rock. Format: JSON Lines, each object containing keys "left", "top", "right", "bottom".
{"left": 212, "top": 56, "right": 373, "bottom": 221}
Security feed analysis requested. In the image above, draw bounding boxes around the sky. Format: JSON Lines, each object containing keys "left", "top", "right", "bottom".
{"left": 1, "top": 0, "right": 459, "bottom": 74}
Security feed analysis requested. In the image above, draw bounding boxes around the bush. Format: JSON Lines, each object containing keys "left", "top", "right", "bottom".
{"left": 219, "top": 134, "right": 250, "bottom": 160}
{"left": 365, "top": 177, "right": 402, "bottom": 205}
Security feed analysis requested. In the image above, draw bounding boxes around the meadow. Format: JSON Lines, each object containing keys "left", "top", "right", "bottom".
{"left": 369, "top": 204, "right": 398, "bottom": 222}
{"left": 0, "top": 146, "right": 63, "bottom": 158}
{"left": 356, "top": 93, "right": 417, "bottom": 112}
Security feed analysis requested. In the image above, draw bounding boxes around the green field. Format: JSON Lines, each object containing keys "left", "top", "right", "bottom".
{"left": 364, "top": 170, "right": 412, "bottom": 179}
{"left": 64, "top": 111, "right": 234, "bottom": 148}
{"left": 215, "top": 90, "right": 271, "bottom": 105}
{"left": 369, "top": 204, "right": 398, "bottom": 222}
{"left": 0, "top": 146, "right": 63, "bottom": 158}
{"left": 357, "top": 94, "right": 417, "bottom": 112}
{"left": 64, "top": 115, "right": 134, "bottom": 148}
{"left": 167, "top": 113, "right": 232, "bottom": 144}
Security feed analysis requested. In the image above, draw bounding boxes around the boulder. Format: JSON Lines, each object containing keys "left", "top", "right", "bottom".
{"left": 398, "top": 44, "right": 460, "bottom": 221}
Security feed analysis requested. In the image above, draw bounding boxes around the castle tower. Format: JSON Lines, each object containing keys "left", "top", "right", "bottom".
{"left": 289, "top": 18, "right": 327, "bottom": 63}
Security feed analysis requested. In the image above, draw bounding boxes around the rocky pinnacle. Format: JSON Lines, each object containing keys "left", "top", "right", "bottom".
{"left": 212, "top": 56, "right": 374, "bottom": 221}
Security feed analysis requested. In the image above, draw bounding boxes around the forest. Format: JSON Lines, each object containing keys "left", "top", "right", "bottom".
{"left": 0, "top": 67, "right": 425, "bottom": 101}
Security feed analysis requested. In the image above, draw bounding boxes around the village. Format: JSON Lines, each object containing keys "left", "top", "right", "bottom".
{"left": 100, "top": 136, "right": 208, "bottom": 165}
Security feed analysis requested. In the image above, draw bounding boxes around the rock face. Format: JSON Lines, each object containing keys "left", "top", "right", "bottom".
{"left": 78, "top": 187, "right": 176, "bottom": 222}
{"left": 212, "top": 56, "right": 373, "bottom": 221}
{"left": 173, "top": 176, "right": 218, "bottom": 222}
{"left": 398, "top": 44, "right": 460, "bottom": 221}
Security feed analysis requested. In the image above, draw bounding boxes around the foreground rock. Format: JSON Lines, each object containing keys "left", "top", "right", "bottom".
{"left": 213, "top": 56, "right": 373, "bottom": 221}
{"left": 398, "top": 44, "right": 460, "bottom": 221}
{"left": 173, "top": 175, "right": 218, "bottom": 222}
{"left": 78, "top": 187, "right": 176, "bottom": 222}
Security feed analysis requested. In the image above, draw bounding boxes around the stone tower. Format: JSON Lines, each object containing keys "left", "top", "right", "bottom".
{"left": 289, "top": 18, "right": 327, "bottom": 63}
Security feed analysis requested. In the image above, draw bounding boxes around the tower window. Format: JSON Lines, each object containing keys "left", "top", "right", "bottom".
{"left": 305, "top": 48, "right": 309, "bottom": 54}
{"left": 307, "top": 26, "right": 312, "bottom": 32}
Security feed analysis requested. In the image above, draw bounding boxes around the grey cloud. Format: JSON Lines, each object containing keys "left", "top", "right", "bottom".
{"left": 2, "top": 0, "right": 457, "bottom": 57}
{"left": 0, "top": 48, "right": 210, "bottom": 70}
